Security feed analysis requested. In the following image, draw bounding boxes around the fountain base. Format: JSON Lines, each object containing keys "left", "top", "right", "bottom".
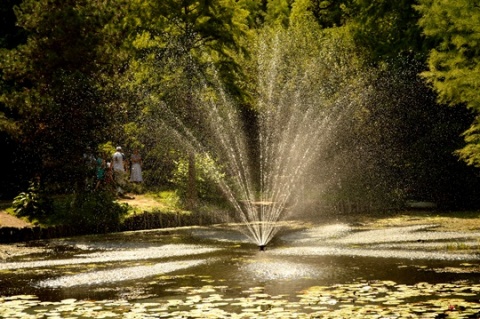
{"left": 258, "top": 245, "right": 266, "bottom": 251}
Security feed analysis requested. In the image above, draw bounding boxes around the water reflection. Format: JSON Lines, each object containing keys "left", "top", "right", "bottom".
{"left": 1, "top": 223, "right": 479, "bottom": 302}
{"left": 37, "top": 259, "right": 210, "bottom": 288}
{"left": 0, "top": 245, "right": 220, "bottom": 271}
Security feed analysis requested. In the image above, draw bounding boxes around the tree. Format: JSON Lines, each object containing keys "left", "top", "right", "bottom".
{"left": 416, "top": 0, "right": 480, "bottom": 167}
{"left": 265, "top": 0, "right": 291, "bottom": 27}
{"left": 126, "top": 0, "right": 250, "bottom": 209}
{"left": 304, "top": 0, "right": 351, "bottom": 28}
{"left": 344, "top": 0, "right": 427, "bottom": 63}
{"left": 0, "top": 0, "right": 133, "bottom": 191}
{"left": 0, "top": 0, "right": 28, "bottom": 197}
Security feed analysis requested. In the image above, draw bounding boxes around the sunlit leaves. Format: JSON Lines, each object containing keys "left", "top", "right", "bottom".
{"left": 264, "top": 0, "right": 291, "bottom": 27}
{"left": 416, "top": 0, "right": 480, "bottom": 167}
{"left": 455, "top": 116, "right": 480, "bottom": 167}
{"left": 345, "top": 0, "right": 425, "bottom": 63}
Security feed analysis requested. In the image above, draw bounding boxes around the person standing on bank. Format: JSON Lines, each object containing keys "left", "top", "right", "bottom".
{"left": 130, "top": 148, "right": 143, "bottom": 183}
{"left": 94, "top": 153, "right": 106, "bottom": 191}
{"left": 112, "top": 146, "right": 126, "bottom": 197}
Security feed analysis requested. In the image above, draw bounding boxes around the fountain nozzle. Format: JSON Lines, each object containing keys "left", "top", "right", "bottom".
{"left": 258, "top": 245, "right": 266, "bottom": 251}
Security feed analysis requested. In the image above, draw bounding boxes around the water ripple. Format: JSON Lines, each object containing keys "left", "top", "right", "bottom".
{"left": 37, "top": 259, "right": 207, "bottom": 288}
{"left": 0, "top": 244, "right": 220, "bottom": 270}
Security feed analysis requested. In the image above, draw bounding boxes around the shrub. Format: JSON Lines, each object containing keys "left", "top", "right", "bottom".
{"left": 66, "top": 190, "right": 129, "bottom": 233}
{"left": 13, "top": 181, "right": 52, "bottom": 219}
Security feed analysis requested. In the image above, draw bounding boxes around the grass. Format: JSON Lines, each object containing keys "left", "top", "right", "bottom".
{"left": 4, "top": 190, "right": 480, "bottom": 233}
{"left": 0, "top": 189, "right": 189, "bottom": 228}
{"left": 0, "top": 199, "right": 21, "bottom": 217}
{"left": 118, "top": 190, "right": 189, "bottom": 217}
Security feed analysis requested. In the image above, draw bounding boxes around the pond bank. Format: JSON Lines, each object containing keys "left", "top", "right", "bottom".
{"left": 0, "top": 210, "right": 218, "bottom": 245}
{"left": 0, "top": 194, "right": 220, "bottom": 246}
{"left": 2, "top": 202, "right": 480, "bottom": 257}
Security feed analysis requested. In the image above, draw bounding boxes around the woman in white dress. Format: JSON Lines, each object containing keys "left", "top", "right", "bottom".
{"left": 129, "top": 149, "right": 143, "bottom": 183}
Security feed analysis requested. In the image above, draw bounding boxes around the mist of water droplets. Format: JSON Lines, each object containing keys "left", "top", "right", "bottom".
{"left": 149, "top": 30, "right": 375, "bottom": 246}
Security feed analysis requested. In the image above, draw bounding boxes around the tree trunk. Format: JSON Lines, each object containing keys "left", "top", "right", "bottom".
{"left": 186, "top": 152, "right": 198, "bottom": 210}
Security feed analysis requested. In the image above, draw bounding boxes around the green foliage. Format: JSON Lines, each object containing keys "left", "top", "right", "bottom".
{"left": 62, "top": 191, "right": 128, "bottom": 233}
{"left": 142, "top": 190, "right": 183, "bottom": 213}
{"left": 153, "top": 190, "right": 182, "bottom": 209}
{"left": 416, "top": 0, "right": 480, "bottom": 167}
{"left": 0, "top": 0, "right": 26, "bottom": 135}
{"left": 0, "top": 0, "right": 134, "bottom": 190}
{"left": 170, "top": 153, "right": 225, "bottom": 202}
{"left": 416, "top": 0, "right": 480, "bottom": 110}
{"left": 0, "top": 0, "right": 479, "bottom": 211}
{"left": 124, "top": 0, "right": 251, "bottom": 113}
{"left": 123, "top": 122, "right": 144, "bottom": 151}
{"left": 123, "top": 0, "right": 252, "bottom": 207}
{"left": 455, "top": 116, "right": 480, "bottom": 167}
{"left": 345, "top": 0, "right": 427, "bottom": 64}
{"left": 265, "top": 0, "right": 291, "bottom": 27}
{"left": 308, "top": 0, "right": 348, "bottom": 28}
{"left": 97, "top": 142, "right": 116, "bottom": 159}
{"left": 13, "top": 181, "right": 52, "bottom": 219}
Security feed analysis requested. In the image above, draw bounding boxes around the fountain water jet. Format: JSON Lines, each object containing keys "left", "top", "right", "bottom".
{"left": 148, "top": 29, "right": 374, "bottom": 247}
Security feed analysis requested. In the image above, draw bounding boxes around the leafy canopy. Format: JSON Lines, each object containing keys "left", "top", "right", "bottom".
{"left": 416, "top": 0, "right": 480, "bottom": 166}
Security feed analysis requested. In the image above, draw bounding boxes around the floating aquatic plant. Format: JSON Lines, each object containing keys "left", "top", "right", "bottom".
{"left": 3, "top": 281, "right": 480, "bottom": 318}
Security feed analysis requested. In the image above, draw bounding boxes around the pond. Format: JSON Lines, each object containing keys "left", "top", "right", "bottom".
{"left": 1, "top": 223, "right": 480, "bottom": 318}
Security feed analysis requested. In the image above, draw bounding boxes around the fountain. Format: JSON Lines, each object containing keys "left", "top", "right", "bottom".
{"left": 148, "top": 28, "right": 375, "bottom": 248}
